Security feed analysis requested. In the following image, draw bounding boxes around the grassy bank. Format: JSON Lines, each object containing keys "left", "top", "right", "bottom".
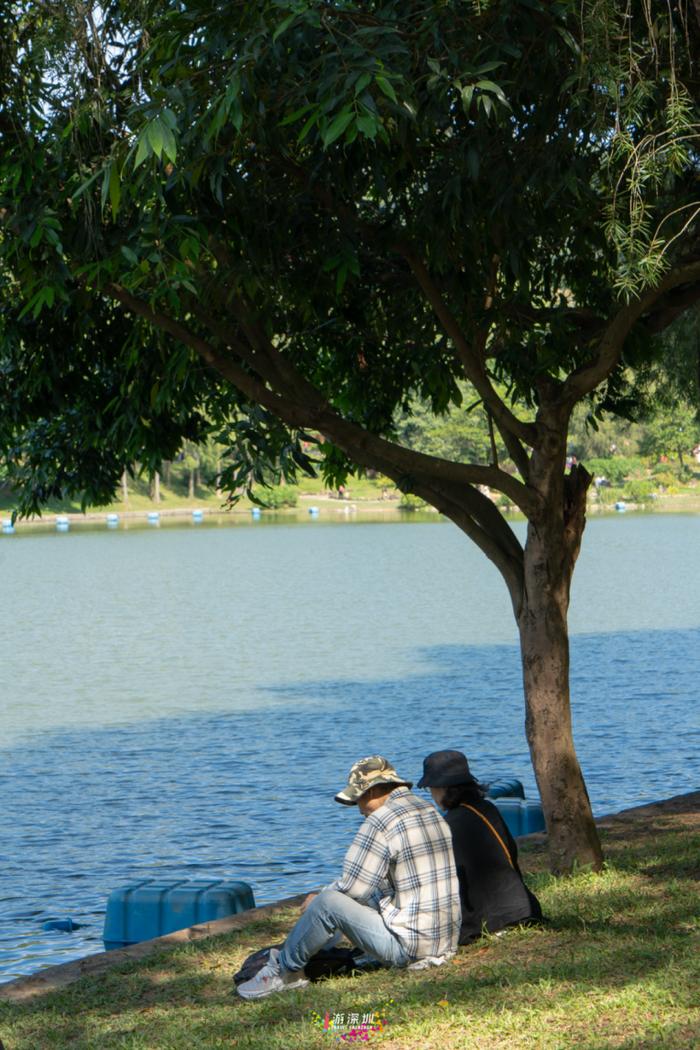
{"left": 3, "top": 461, "right": 700, "bottom": 525}
{"left": 1, "top": 797, "right": 698, "bottom": 1049}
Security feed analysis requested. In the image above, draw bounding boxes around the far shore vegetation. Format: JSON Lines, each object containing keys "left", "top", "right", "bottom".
{"left": 1, "top": 798, "right": 698, "bottom": 1050}
{"left": 3, "top": 400, "right": 700, "bottom": 522}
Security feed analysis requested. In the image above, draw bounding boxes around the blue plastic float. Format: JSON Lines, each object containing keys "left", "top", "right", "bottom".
{"left": 492, "top": 798, "right": 546, "bottom": 837}
{"left": 103, "top": 878, "right": 255, "bottom": 950}
{"left": 43, "top": 918, "right": 83, "bottom": 933}
{"left": 484, "top": 777, "right": 525, "bottom": 800}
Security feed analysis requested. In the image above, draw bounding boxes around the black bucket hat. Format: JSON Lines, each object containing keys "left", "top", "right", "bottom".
{"left": 417, "top": 750, "right": 479, "bottom": 789}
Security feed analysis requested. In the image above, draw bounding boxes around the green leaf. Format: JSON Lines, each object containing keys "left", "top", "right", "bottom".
{"left": 461, "top": 85, "right": 474, "bottom": 114}
{"left": 357, "top": 114, "right": 378, "bottom": 140}
{"left": 375, "top": 76, "right": 397, "bottom": 103}
{"left": 323, "top": 108, "right": 354, "bottom": 147}
{"left": 134, "top": 134, "right": 151, "bottom": 168}
{"left": 101, "top": 164, "right": 111, "bottom": 212}
{"left": 479, "top": 94, "right": 494, "bottom": 118}
{"left": 109, "top": 163, "right": 121, "bottom": 219}
{"left": 161, "top": 123, "right": 177, "bottom": 163}
{"left": 71, "top": 167, "right": 103, "bottom": 201}
{"left": 121, "top": 245, "right": 139, "bottom": 265}
{"left": 475, "top": 80, "right": 509, "bottom": 106}
{"left": 297, "top": 111, "right": 318, "bottom": 143}
{"left": 354, "top": 72, "right": 372, "bottom": 95}
{"left": 272, "top": 12, "right": 297, "bottom": 43}
{"left": 146, "top": 119, "right": 165, "bottom": 158}
{"left": 280, "top": 102, "right": 314, "bottom": 127}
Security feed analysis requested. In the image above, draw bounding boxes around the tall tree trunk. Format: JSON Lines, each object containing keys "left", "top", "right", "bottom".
{"left": 188, "top": 468, "right": 195, "bottom": 500}
{"left": 121, "top": 469, "right": 128, "bottom": 504}
{"left": 518, "top": 532, "right": 602, "bottom": 872}
{"left": 518, "top": 434, "right": 603, "bottom": 872}
{"left": 150, "top": 470, "right": 160, "bottom": 502}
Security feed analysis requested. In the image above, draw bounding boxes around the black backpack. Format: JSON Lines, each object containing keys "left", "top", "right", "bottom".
{"left": 233, "top": 943, "right": 382, "bottom": 985}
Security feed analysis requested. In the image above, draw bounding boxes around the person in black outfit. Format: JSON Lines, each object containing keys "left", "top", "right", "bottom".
{"left": 418, "top": 750, "right": 543, "bottom": 944}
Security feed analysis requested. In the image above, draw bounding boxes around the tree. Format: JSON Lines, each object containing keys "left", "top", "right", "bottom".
{"left": 639, "top": 402, "right": 700, "bottom": 470}
{"left": 2, "top": 0, "right": 700, "bottom": 871}
{"left": 396, "top": 383, "right": 511, "bottom": 468}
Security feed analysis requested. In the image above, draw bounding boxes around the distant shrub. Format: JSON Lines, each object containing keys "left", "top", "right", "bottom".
{"left": 624, "top": 480, "right": 654, "bottom": 504}
{"left": 252, "top": 486, "right": 298, "bottom": 509}
{"left": 651, "top": 471, "right": 675, "bottom": 489}
{"left": 399, "top": 493, "right": 427, "bottom": 510}
{"left": 584, "top": 456, "right": 646, "bottom": 485}
{"left": 594, "top": 485, "right": 618, "bottom": 504}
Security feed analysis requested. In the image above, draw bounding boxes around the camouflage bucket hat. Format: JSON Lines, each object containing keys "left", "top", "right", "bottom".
{"left": 334, "top": 755, "right": 412, "bottom": 806}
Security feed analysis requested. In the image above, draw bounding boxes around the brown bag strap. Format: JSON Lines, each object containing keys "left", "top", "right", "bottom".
{"left": 460, "top": 803, "right": 515, "bottom": 869}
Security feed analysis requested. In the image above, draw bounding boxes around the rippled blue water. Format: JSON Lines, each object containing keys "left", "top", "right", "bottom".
{"left": 1, "top": 512, "right": 699, "bottom": 981}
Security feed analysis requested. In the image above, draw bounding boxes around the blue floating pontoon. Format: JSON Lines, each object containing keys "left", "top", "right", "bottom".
{"left": 492, "top": 798, "right": 546, "bottom": 837}
{"left": 103, "top": 878, "right": 255, "bottom": 950}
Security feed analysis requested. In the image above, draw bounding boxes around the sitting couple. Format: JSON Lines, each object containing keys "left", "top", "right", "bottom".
{"left": 237, "top": 750, "right": 542, "bottom": 1000}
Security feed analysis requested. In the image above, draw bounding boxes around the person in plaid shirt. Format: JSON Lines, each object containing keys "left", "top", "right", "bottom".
{"left": 237, "top": 755, "right": 461, "bottom": 1000}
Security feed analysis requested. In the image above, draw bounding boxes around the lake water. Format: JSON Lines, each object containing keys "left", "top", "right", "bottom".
{"left": 1, "top": 512, "right": 699, "bottom": 982}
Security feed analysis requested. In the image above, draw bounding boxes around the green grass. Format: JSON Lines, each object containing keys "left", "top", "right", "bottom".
{"left": 1, "top": 805, "right": 699, "bottom": 1049}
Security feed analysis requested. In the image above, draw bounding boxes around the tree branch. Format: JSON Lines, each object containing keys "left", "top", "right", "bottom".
{"left": 197, "top": 283, "right": 538, "bottom": 513}
{"left": 106, "top": 281, "right": 538, "bottom": 516}
{"left": 396, "top": 244, "right": 537, "bottom": 450}
{"left": 642, "top": 280, "right": 700, "bottom": 334}
{"left": 561, "top": 260, "right": 700, "bottom": 403}
{"left": 406, "top": 475, "right": 524, "bottom": 614}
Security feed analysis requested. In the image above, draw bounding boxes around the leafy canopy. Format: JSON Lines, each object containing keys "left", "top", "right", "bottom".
{"left": 1, "top": 0, "right": 699, "bottom": 514}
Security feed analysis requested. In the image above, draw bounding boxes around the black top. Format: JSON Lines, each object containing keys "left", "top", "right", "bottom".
{"left": 444, "top": 798, "right": 542, "bottom": 944}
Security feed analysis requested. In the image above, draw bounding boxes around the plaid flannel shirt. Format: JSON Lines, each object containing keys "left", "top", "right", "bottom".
{"left": 327, "top": 786, "right": 461, "bottom": 960}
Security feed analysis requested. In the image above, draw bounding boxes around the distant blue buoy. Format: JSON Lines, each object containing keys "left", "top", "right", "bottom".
{"left": 56, "top": 515, "right": 70, "bottom": 532}
{"left": 2, "top": 520, "right": 15, "bottom": 535}
{"left": 106, "top": 513, "right": 119, "bottom": 528}
{"left": 251, "top": 507, "right": 261, "bottom": 519}
{"left": 308, "top": 506, "right": 319, "bottom": 517}
{"left": 615, "top": 501, "right": 627, "bottom": 512}
{"left": 42, "top": 918, "right": 82, "bottom": 933}
{"left": 147, "top": 511, "right": 160, "bottom": 525}
{"left": 192, "top": 509, "right": 204, "bottom": 522}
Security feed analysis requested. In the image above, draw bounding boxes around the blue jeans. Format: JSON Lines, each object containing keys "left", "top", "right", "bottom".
{"left": 279, "top": 889, "right": 410, "bottom": 972}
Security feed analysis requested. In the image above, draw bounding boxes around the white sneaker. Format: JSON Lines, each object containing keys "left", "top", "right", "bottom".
{"left": 236, "top": 948, "right": 310, "bottom": 1001}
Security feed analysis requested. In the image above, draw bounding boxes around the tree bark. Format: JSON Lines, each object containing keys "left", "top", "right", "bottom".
{"left": 516, "top": 435, "right": 603, "bottom": 872}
